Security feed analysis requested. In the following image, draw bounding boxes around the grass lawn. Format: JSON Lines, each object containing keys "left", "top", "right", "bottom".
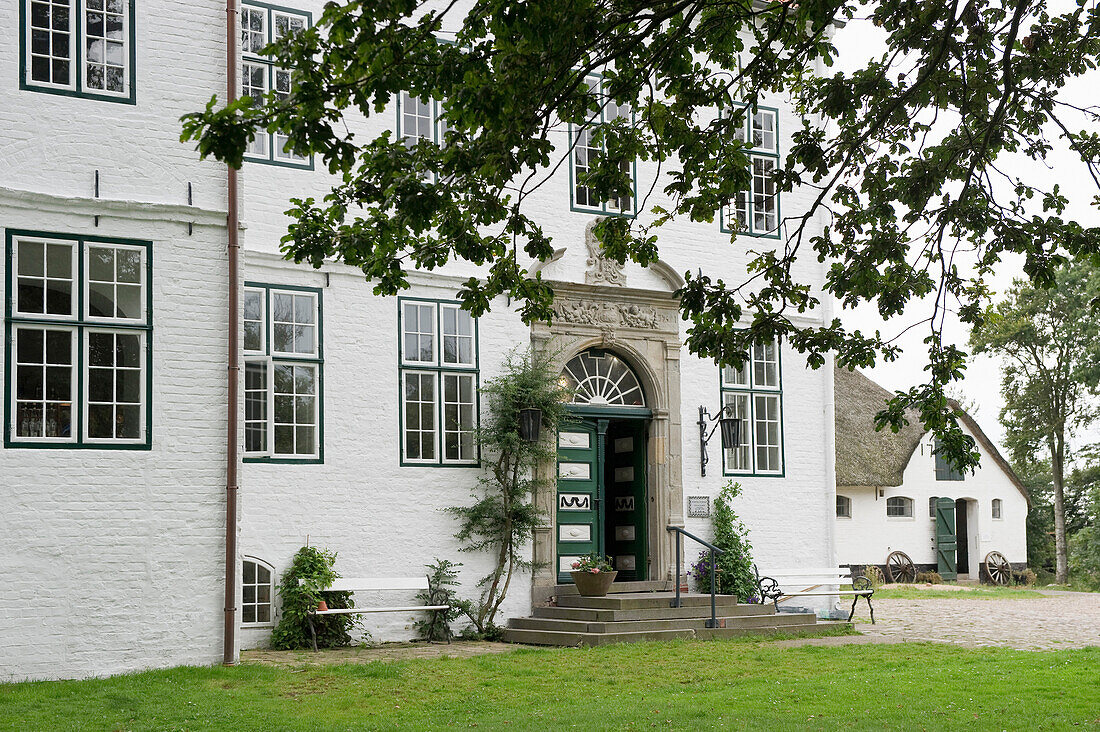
{"left": 873, "top": 586, "right": 1045, "bottom": 600}
{"left": 3, "top": 638, "right": 1099, "bottom": 730}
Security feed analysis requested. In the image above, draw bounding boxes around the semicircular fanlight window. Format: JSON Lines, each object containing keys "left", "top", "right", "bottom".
{"left": 561, "top": 350, "right": 645, "bottom": 407}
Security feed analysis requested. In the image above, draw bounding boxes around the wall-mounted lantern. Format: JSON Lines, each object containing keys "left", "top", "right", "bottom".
{"left": 698, "top": 404, "right": 741, "bottom": 477}
{"left": 519, "top": 407, "right": 543, "bottom": 443}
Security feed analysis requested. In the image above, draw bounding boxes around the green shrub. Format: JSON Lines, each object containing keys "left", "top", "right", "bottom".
{"left": 1012, "top": 568, "right": 1038, "bottom": 586}
{"left": 414, "top": 559, "right": 463, "bottom": 642}
{"left": 270, "top": 546, "right": 361, "bottom": 650}
{"left": 916, "top": 571, "right": 943, "bottom": 584}
{"left": 690, "top": 481, "right": 756, "bottom": 601}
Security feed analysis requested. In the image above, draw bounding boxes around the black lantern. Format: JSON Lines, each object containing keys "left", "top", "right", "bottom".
{"left": 698, "top": 405, "right": 742, "bottom": 476}
{"left": 519, "top": 407, "right": 543, "bottom": 442}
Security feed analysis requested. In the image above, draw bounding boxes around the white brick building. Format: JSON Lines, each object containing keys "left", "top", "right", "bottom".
{"left": 3, "top": 0, "right": 842, "bottom": 680}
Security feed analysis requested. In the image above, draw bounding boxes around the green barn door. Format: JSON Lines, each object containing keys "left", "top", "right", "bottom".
{"left": 556, "top": 420, "right": 601, "bottom": 583}
{"left": 934, "top": 497, "right": 957, "bottom": 580}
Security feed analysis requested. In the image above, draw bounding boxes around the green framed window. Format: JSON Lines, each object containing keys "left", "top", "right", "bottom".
{"left": 20, "top": 0, "right": 136, "bottom": 103}
{"left": 240, "top": 1, "right": 312, "bottom": 169}
{"left": 720, "top": 104, "right": 780, "bottom": 238}
{"left": 5, "top": 230, "right": 151, "bottom": 448}
{"left": 569, "top": 74, "right": 636, "bottom": 216}
{"left": 399, "top": 298, "right": 478, "bottom": 466}
{"left": 720, "top": 339, "right": 783, "bottom": 476}
{"left": 243, "top": 283, "right": 323, "bottom": 462}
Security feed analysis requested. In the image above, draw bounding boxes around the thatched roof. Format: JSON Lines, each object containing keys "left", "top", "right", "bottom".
{"left": 834, "top": 367, "right": 1030, "bottom": 504}
{"left": 834, "top": 366, "right": 925, "bottom": 487}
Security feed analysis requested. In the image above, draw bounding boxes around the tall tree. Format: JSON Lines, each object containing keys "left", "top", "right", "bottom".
{"left": 182, "top": 0, "right": 1100, "bottom": 469}
{"left": 970, "top": 260, "right": 1100, "bottom": 583}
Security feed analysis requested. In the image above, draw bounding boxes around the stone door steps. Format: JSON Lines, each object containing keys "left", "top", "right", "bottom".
{"left": 502, "top": 589, "right": 829, "bottom": 648}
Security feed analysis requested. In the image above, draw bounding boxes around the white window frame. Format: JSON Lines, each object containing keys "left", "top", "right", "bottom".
{"left": 22, "top": 0, "right": 134, "bottom": 101}
{"left": 13, "top": 236, "right": 78, "bottom": 320}
{"left": 399, "top": 298, "right": 479, "bottom": 466}
{"left": 569, "top": 74, "right": 637, "bottom": 216}
{"left": 836, "top": 494, "right": 852, "bottom": 519}
{"left": 241, "top": 556, "right": 276, "bottom": 627}
{"left": 992, "top": 498, "right": 1003, "bottom": 520}
{"left": 721, "top": 339, "right": 784, "bottom": 476}
{"left": 721, "top": 103, "right": 781, "bottom": 238}
{"left": 239, "top": 1, "right": 311, "bottom": 168}
{"left": 83, "top": 241, "right": 147, "bottom": 324}
{"left": 10, "top": 324, "right": 78, "bottom": 443}
{"left": 242, "top": 284, "right": 323, "bottom": 461}
{"left": 886, "top": 496, "right": 914, "bottom": 519}
{"left": 82, "top": 327, "right": 146, "bottom": 444}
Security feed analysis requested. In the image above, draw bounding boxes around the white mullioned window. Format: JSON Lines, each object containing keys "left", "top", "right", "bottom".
{"left": 722, "top": 104, "right": 780, "bottom": 237}
{"left": 399, "top": 299, "right": 479, "bottom": 465}
{"left": 992, "top": 498, "right": 1002, "bottom": 520}
{"left": 6, "top": 231, "right": 150, "bottom": 447}
{"left": 239, "top": 2, "right": 310, "bottom": 167}
{"left": 570, "top": 75, "right": 635, "bottom": 215}
{"left": 887, "top": 496, "right": 914, "bottom": 518}
{"left": 242, "top": 557, "right": 275, "bottom": 625}
{"left": 720, "top": 339, "right": 783, "bottom": 475}
{"left": 243, "top": 284, "right": 323, "bottom": 461}
{"left": 22, "top": 0, "right": 134, "bottom": 101}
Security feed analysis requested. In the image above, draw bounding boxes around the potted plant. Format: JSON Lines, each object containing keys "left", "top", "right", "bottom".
{"left": 569, "top": 554, "right": 618, "bottom": 596}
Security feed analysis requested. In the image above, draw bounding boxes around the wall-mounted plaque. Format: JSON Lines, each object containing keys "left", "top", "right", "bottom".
{"left": 687, "top": 495, "right": 711, "bottom": 518}
{"left": 559, "top": 524, "right": 592, "bottom": 542}
{"left": 558, "top": 462, "right": 591, "bottom": 480}
{"left": 558, "top": 432, "right": 591, "bottom": 449}
{"left": 614, "top": 525, "right": 636, "bottom": 542}
{"left": 614, "top": 496, "right": 635, "bottom": 512}
{"left": 559, "top": 493, "right": 591, "bottom": 511}
{"left": 613, "top": 437, "right": 633, "bottom": 453}
{"left": 616, "top": 555, "right": 636, "bottom": 571}
{"left": 559, "top": 556, "right": 581, "bottom": 573}
{"left": 614, "top": 466, "right": 634, "bottom": 483}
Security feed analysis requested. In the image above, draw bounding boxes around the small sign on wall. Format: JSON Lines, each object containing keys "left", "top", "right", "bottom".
{"left": 687, "top": 495, "right": 711, "bottom": 518}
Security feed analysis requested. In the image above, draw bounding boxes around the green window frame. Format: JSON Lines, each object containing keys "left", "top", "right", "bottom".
{"left": 933, "top": 438, "right": 965, "bottom": 481}
{"left": 19, "top": 0, "right": 137, "bottom": 104}
{"left": 239, "top": 1, "right": 313, "bottom": 169}
{"left": 720, "top": 103, "right": 781, "bottom": 238}
{"left": 569, "top": 74, "right": 637, "bottom": 217}
{"left": 720, "top": 339, "right": 784, "bottom": 476}
{"left": 242, "top": 282, "right": 323, "bottom": 463}
{"left": 5, "top": 229, "right": 152, "bottom": 449}
{"left": 398, "top": 298, "right": 479, "bottom": 467}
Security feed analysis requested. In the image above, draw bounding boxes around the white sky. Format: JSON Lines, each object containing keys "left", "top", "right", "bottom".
{"left": 829, "top": 9, "right": 1100, "bottom": 451}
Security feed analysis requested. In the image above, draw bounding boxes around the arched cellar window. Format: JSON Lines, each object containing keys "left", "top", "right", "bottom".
{"left": 242, "top": 557, "right": 275, "bottom": 626}
{"left": 886, "top": 497, "right": 914, "bottom": 518}
{"left": 561, "top": 350, "right": 645, "bottom": 407}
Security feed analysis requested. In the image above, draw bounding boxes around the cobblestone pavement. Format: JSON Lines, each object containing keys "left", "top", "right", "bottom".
{"left": 852, "top": 590, "right": 1100, "bottom": 650}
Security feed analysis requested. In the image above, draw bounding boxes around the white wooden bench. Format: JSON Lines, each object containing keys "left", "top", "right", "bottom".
{"left": 753, "top": 566, "right": 875, "bottom": 623}
{"left": 299, "top": 576, "right": 451, "bottom": 650}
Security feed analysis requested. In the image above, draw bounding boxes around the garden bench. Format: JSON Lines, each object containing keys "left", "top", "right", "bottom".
{"left": 753, "top": 566, "right": 875, "bottom": 623}
{"left": 300, "top": 576, "right": 451, "bottom": 651}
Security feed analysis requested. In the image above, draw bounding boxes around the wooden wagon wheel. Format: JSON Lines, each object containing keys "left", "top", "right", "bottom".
{"left": 886, "top": 551, "right": 917, "bottom": 583}
{"left": 984, "top": 551, "right": 1012, "bottom": 585}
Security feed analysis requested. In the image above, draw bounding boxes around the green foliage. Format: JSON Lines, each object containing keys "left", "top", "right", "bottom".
{"left": 972, "top": 259, "right": 1100, "bottom": 582}
{"left": 414, "top": 559, "right": 463, "bottom": 642}
{"left": 569, "top": 553, "right": 614, "bottom": 573}
{"left": 1068, "top": 483, "right": 1100, "bottom": 589}
{"left": 182, "top": 0, "right": 1100, "bottom": 476}
{"left": 446, "top": 348, "right": 570, "bottom": 636}
{"left": 1013, "top": 568, "right": 1038, "bottom": 587}
{"left": 690, "top": 481, "right": 756, "bottom": 600}
{"left": 270, "top": 546, "right": 360, "bottom": 650}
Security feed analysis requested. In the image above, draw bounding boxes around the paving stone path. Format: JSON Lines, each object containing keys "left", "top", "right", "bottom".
{"left": 849, "top": 589, "right": 1100, "bottom": 651}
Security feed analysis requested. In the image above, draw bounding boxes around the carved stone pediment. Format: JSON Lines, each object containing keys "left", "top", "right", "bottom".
{"left": 551, "top": 298, "right": 666, "bottom": 330}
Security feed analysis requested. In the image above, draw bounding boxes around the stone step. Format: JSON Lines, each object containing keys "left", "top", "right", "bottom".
{"left": 501, "top": 621, "right": 828, "bottom": 647}
{"left": 508, "top": 612, "right": 817, "bottom": 634}
{"left": 693, "top": 622, "right": 824, "bottom": 641}
{"left": 532, "top": 602, "right": 775, "bottom": 623}
{"left": 551, "top": 580, "right": 675, "bottom": 596}
{"left": 555, "top": 592, "right": 741, "bottom": 610}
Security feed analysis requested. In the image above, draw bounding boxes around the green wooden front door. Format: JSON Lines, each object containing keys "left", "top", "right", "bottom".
{"left": 556, "top": 420, "right": 601, "bottom": 582}
{"left": 604, "top": 420, "right": 647, "bottom": 581}
{"left": 935, "top": 497, "right": 957, "bottom": 580}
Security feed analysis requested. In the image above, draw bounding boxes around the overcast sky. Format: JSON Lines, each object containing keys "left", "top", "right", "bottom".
{"left": 829, "top": 9, "right": 1099, "bottom": 451}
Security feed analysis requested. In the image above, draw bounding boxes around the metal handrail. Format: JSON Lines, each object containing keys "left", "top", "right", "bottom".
{"left": 666, "top": 525, "right": 725, "bottom": 629}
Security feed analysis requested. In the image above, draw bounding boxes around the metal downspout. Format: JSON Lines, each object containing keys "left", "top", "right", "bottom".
{"left": 223, "top": 0, "right": 241, "bottom": 667}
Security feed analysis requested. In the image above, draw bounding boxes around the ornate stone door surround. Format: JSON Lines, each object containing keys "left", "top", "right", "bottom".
{"left": 530, "top": 281, "right": 684, "bottom": 602}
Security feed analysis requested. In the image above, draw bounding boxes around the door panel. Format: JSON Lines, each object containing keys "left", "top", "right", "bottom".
{"left": 604, "top": 420, "right": 647, "bottom": 581}
{"left": 556, "top": 421, "right": 599, "bottom": 582}
{"left": 934, "top": 497, "right": 957, "bottom": 580}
